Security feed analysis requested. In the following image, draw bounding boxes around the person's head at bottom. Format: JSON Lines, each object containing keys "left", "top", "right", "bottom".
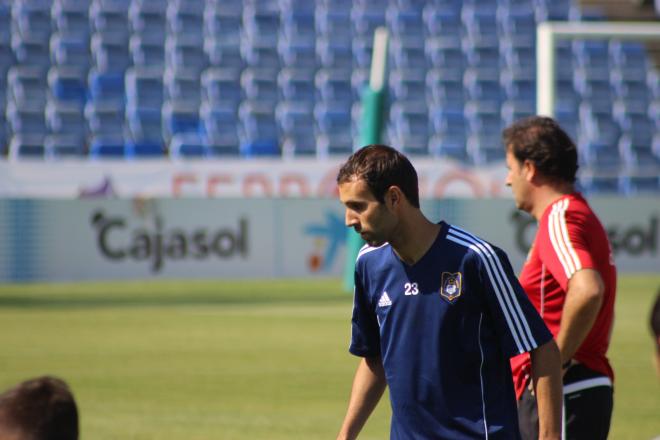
{"left": 0, "top": 376, "right": 78, "bottom": 440}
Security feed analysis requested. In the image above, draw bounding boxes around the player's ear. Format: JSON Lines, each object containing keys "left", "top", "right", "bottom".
{"left": 522, "top": 159, "right": 536, "bottom": 182}
{"left": 387, "top": 186, "right": 403, "bottom": 209}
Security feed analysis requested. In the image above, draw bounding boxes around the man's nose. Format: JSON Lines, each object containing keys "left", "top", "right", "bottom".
{"left": 345, "top": 210, "right": 358, "bottom": 227}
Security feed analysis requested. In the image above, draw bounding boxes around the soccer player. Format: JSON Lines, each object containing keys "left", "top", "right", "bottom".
{"left": 335, "top": 144, "right": 562, "bottom": 440}
{"left": 503, "top": 116, "right": 617, "bottom": 440}
{"left": 0, "top": 376, "right": 79, "bottom": 440}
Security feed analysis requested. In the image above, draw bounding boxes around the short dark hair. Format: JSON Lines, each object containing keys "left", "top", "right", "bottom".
{"left": 337, "top": 144, "right": 420, "bottom": 208}
{"left": 0, "top": 376, "right": 79, "bottom": 440}
{"left": 502, "top": 116, "right": 579, "bottom": 184}
{"left": 651, "top": 289, "right": 660, "bottom": 352}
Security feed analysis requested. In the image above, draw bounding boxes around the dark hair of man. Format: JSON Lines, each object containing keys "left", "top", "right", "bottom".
{"left": 502, "top": 116, "right": 579, "bottom": 184}
{"left": 651, "top": 290, "right": 660, "bottom": 353}
{"left": 337, "top": 144, "right": 420, "bottom": 208}
{"left": 0, "top": 376, "right": 79, "bottom": 440}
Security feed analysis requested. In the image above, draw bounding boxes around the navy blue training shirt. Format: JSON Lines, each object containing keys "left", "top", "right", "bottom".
{"left": 350, "top": 222, "right": 553, "bottom": 439}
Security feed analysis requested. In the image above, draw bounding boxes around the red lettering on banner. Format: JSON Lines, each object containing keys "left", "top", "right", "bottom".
{"left": 433, "top": 170, "right": 485, "bottom": 198}
{"left": 280, "top": 174, "right": 310, "bottom": 197}
{"left": 243, "top": 174, "right": 273, "bottom": 197}
{"left": 207, "top": 174, "right": 233, "bottom": 197}
{"left": 173, "top": 173, "right": 197, "bottom": 197}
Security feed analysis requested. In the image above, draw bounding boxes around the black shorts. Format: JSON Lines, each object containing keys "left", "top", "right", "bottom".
{"left": 517, "top": 363, "right": 613, "bottom": 440}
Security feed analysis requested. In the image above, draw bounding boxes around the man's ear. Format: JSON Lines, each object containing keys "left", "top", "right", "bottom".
{"left": 522, "top": 159, "right": 537, "bottom": 182}
{"left": 386, "top": 186, "right": 404, "bottom": 210}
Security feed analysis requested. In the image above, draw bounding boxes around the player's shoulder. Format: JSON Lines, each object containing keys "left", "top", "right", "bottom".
{"left": 444, "top": 224, "right": 506, "bottom": 258}
{"left": 355, "top": 242, "right": 391, "bottom": 265}
{"left": 547, "top": 193, "right": 595, "bottom": 225}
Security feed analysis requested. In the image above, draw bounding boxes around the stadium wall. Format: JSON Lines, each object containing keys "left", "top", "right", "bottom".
{"left": 0, "top": 197, "right": 657, "bottom": 282}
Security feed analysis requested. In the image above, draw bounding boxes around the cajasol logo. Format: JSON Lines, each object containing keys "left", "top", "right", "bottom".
{"left": 304, "top": 210, "right": 345, "bottom": 272}
{"left": 90, "top": 210, "right": 249, "bottom": 272}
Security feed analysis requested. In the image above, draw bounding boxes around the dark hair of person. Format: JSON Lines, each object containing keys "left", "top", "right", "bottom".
{"left": 651, "top": 290, "right": 660, "bottom": 353}
{"left": 336, "top": 144, "right": 420, "bottom": 208}
{"left": 0, "top": 376, "right": 79, "bottom": 440}
{"left": 502, "top": 116, "right": 579, "bottom": 184}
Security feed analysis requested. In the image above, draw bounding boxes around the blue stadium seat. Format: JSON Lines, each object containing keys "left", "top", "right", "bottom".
{"left": 243, "top": 3, "right": 280, "bottom": 41}
{"left": 278, "top": 67, "right": 315, "bottom": 103}
{"left": 8, "top": 66, "right": 47, "bottom": 104}
{"left": 534, "top": 0, "right": 571, "bottom": 21}
{"left": 465, "top": 101, "right": 502, "bottom": 137}
{"left": 426, "top": 68, "right": 465, "bottom": 110}
{"left": 90, "top": 32, "right": 130, "bottom": 74}
{"left": 461, "top": 6, "right": 498, "bottom": 41}
{"left": 44, "top": 134, "right": 86, "bottom": 158}
{"left": 555, "top": 107, "right": 579, "bottom": 143}
{"left": 205, "top": 38, "right": 243, "bottom": 69}
{"left": 49, "top": 33, "right": 90, "bottom": 70}
{"left": 238, "top": 101, "right": 280, "bottom": 157}
{"left": 351, "top": 4, "right": 386, "bottom": 38}
{"left": 0, "top": 41, "right": 14, "bottom": 77}
{"left": 497, "top": 4, "right": 536, "bottom": 39}
{"left": 389, "top": 68, "right": 426, "bottom": 103}
{"left": 316, "top": 132, "right": 353, "bottom": 157}
{"left": 52, "top": 0, "right": 91, "bottom": 38}
{"left": 610, "top": 70, "right": 649, "bottom": 108}
{"left": 280, "top": 8, "right": 316, "bottom": 41}
{"left": 6, "top": 101, "right": 47, "bottom": 136}
{"left": 388, "top": 101, "right": 429, "bottom": 156}
{"left": 166, "top": 0, "right": 204, "bottom": 41}
{"left": 555, "top": 79, "right": 580, "bottom": 115}
{"left": 241, "top": 34, "right": 280, "bottom": 69}
{"left": 165, "top": 35, "right": 207, "bottom": 74}
{"left": 463, "top": 37, "right": 500, "bottom": 70}
{"left": 128, "top": 0, "right": 167, "bottom": 37}
{"left": 126, "top": 104, "right": 162, "bottom": 143}
{"left": 574, "top": 68, "right": 613, "bottom": 112}
{"left": 500, "top": 37, "right": 535, "bottom": 73}
{"left": 428, "top": 133, "right": 469, "bottom": 163}
{"left": 316, "top": 6, "right": 351, "bottom": 42}
{"left": 0, "top": 116, "right": 6, "bottom": 156}
{"left": 501, "top": 68, "right": 535, "bottom": 103}
{"left": 126, "top": 139, "right": 164, "bottom": 158}
{"left": 241, "top": 67, "right": 279, "bottom": 104}
{"left": 425, "top": 36, "right": 465, "bottom": 70}
{"left": 352, "top": 34, "right": 374, "bottom": 69}
{"left": 579, "top": 140, "right": 622, "bottom": 170}
{"left": 164, "top": 68, "right": 201, "bottom": 105}
{"left": 578, "top": 175, "right": 620, "bottom": 194}
{"left": 464, "top": 68, "right": 503, "bottom": 107}
{"left": 276, "top": 101, "right": 316, "bottom": 156}
{"left": 89, "top": 0, "right": 130, "bottom": 38}
{"left": 430, "top": 106, "right": 467, "bottom": 139}
{"left": 387, "top": 4, "right": 425, "bottom": 42}
{"left": 45, "top": 100, "right": 86, "bottom": 139}
{"left": 315, "top": 68, "right": 353, "bottom": 104}
{"left": 314, "top": 99, "right": 352, "bottom": 133}
{"left": 0, "top": 1, "right": 11, "bottom": 43}
{"left": 501, "top": 100, "right": 535, "bottom": 127}
{"left": 200, "top": 101, "right": 239, "bottom": 154}
{"left": 8, "top": 134, "right": 46, "bottom": 160}
{"left": 204, "top": 2, "right": 242, "bottom": 43}
{"left": 201, "top": 67, "right": 242, "bottom": 106}
{"left": 613, "top": 106, "right": 655, "bottom": 145}
{"left": 390, "top": 36, "right": 427, "bottom": 70}
{"left": 48, "top": 66, "right": 87, "bottom": 106}
{"left": 162, "top": 100, "right": 200, "bottom": 141}
{"left": 129, "top": 34, "right": 165, "bottom": 68}
{"left": 11, "top": 33, "right": 51, "bottom": 69}
{"left": 11, "top": 0, "right": 52, "bottom": 43}
{"left": 88, "top": 68, "right": 124, "bottom": 103}
{"left": 278, "top": 34, "right": 316, "bottom": 69}
{"left": 423, "top": 6, "right": 462, "bottom": 37}
{"left": 169, "top": 132, "right": 209, "bottom": 158}
{"left": 351, "top": 68, "right": 369, "bottom": 101}
{"left": 609, "top": 41, "right": 648, "bottom": 71}
{"left": 317, "top": 35, "right": 353, "bottom": 70}
{"left": 89, "top": 135, "right": 127, "bottom": 158}
{"left": 467, "top": 133, "right": 504, "bottom": 165}
{"left": 125, "top": 66, "right": 163, "bottom": 109}
{"left": 619, "top": 175, "right": 660, "bottom": 195}
{"left": 84, "top": 100, "right": 124, "bottom": 137}
{"left": 555, "top": 40, "right": 575, "bottom": 81}
{"left": 618, "top": 135, "right": 660, "bottom": 170}
{"left": 573, "top": 40, "right": 610, "bottom": 74}
{"left": 579, "top": 103, "right": 621, "bottom": 146}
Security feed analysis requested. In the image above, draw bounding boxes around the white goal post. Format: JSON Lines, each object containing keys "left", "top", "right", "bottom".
{"left": 536, "top": 21, "right": 660, "bottom": 117}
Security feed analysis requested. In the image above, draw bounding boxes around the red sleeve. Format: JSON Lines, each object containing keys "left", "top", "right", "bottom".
{"left": 538, "top": 201, "right": 596, "bottom": 292}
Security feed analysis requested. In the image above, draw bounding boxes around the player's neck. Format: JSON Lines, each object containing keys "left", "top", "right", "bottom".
{"left": 531, "top": 182, "right": 575, "bottom": 220}
{"left": 389, "top": 213, "right": 440, "bottom": 265}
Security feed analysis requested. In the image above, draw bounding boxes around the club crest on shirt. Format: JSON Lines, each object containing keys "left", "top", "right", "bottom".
{"left": 440, "top": 272, "right": 462, "bottom": 302}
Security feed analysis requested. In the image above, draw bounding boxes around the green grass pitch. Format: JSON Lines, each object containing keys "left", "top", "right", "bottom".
{"left": 0, "top": 275, "right": 658, "bottom": 439}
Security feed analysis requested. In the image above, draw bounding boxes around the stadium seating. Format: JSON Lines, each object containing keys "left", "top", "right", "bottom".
{"left": 0, "top": 0, "right": 656, "bottom": 195}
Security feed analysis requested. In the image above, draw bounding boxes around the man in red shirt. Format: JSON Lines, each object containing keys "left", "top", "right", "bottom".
{"left": 503, "top": 116, "right": 617, "bottom": 440}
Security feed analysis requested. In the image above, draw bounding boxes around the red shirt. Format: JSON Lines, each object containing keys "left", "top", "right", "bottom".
{"left": 510, "top": 193, "right": 616, "bottom": 399}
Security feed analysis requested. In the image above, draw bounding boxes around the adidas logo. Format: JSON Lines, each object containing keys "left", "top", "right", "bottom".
{"left": 378, "top": 291, "right": 392, "bottom": 307}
